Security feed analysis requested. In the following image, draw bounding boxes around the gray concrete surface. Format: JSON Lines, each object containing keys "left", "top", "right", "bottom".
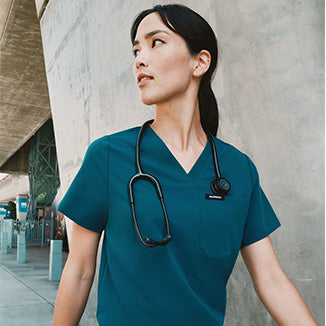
{"left": 37, "top": 0, "right": 324, "bottom": 325}
{"left": 0, "top": 246, "right": 97, "bottom": 326}
{"left": 0, "top": 0, "right": 51, "bottom": 169}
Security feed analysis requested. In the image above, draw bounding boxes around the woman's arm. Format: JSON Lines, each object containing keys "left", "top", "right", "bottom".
{"left": 52, "top": 221, "right": 101, "bottom": 326}
{"left": 240, "top": 236, "right": 317, "bottom": 326}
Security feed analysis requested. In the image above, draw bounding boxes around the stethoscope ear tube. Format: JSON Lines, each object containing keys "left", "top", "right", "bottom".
{"left": 135, "top": 119, "right": 154, "bottom": 174}
{"left": 206, "top": 132, "right": 231, "bottom": 196}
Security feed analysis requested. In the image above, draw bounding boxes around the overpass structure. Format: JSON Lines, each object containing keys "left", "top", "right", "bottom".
{"left": 0, "top": 0, "right": 58, "bottom": 219}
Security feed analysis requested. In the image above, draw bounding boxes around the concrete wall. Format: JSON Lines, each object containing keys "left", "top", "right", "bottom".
{"left": 37, "top": 0, "right": 324, "bottom": 325}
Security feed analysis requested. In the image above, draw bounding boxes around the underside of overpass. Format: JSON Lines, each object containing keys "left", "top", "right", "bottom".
{"left": 0, "top": 0, "right": 61, "bottom": 215}
{"left": 0, "top": 0, "right": 51, "bottom": 174}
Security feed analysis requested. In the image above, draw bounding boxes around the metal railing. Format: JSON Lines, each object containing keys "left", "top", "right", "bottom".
{"left": 0, "top": 219, "right": 54, "bottom": 247}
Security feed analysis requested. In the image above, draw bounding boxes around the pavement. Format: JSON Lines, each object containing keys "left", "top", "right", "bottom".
{"left": 0, "top": 246, "right": 98, "bottom": 326}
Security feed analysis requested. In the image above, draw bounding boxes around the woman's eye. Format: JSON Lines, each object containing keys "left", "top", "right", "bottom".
{"left": 132, "top": 39, "right": 163, "bottom": 57}
{"left": 152, "top": 39, "right": 163, "bottom": 47}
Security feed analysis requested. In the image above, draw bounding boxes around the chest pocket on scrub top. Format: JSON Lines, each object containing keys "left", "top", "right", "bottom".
{"left": 199, "top": 194, "right": 249, "bottom": 259}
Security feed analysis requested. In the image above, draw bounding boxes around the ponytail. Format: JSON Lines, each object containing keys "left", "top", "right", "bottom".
{"left": 198, "top": 83, "right": 219, "bottom": 136}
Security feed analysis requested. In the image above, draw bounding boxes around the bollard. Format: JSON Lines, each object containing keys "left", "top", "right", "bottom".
{"left": 41, "top": 219, "right": 45, "bottom": 247}
{"left": 17, "top": 232, "right": 26, "bottom": 263}
{"left": 50, "top": 219, "right": 54, "bottom": 240}
{"left": 8, "top": 219, "right": 14, "bottom": 248}
{"left": 1, "top": 232, "right": 8, "bottom": 254}
{"left": 49, "top": 240, "right": 63, "bottom": 281}
{"left": 2, "top": 220, "right": 13, "bottom": 248}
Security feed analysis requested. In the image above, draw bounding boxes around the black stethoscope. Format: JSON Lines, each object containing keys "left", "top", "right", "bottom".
{"left": 127, "top": 119, "right": 231, "bottom": 248}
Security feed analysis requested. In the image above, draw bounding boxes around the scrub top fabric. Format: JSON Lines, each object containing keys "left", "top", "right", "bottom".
{"left": 58, "top": 124, "right": 281, "bottom": 326}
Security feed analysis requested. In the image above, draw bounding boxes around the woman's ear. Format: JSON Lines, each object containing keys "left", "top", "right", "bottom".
{"left": 193, "top": 50, "right": 211, "bottom": 78}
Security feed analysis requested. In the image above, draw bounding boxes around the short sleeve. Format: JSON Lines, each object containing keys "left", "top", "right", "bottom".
{"left": 240, "top": 155, "right": 281, "bottom": 248}
{"left": 57, "top": 136, "right": 109, "bottom": 233}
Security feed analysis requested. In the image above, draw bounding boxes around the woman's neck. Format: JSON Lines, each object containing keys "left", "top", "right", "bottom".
{"left": 150, "top": 97, "right": 207, "bottom": 152}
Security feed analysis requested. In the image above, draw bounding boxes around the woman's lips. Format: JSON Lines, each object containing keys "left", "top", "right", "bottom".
{"left": 137, "top": 73, "right": 154, "bottom": 87}
{"left": 138, "top": 76, "right": 153, "bottom": 87}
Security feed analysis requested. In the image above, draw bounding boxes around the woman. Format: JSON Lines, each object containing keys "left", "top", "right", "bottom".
{"left": 52, "top": 4, "right": 317, "bottom": 326}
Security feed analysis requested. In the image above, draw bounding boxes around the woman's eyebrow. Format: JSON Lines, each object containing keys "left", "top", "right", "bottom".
{"left": 133, "top": 29, "right": 170, "bottom": 46}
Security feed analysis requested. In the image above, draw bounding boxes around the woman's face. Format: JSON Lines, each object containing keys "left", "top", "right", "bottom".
{"left": 132, "top": 12, "right": 197, "bottom": 106}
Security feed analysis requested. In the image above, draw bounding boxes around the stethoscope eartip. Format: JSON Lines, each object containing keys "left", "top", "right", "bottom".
{"left": 144, "top": 235, "right": 172, "bottom": 247}
{"left": 160, "top": 235, "right": 172, "bottom": 246}
{"left": 144, "top": 237, "right": 156, "bottom": 245}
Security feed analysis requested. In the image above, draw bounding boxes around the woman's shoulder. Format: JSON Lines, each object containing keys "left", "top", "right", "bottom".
{"left": 108, "top": 125, "right": 140, "bottom": 143}
{"left": 213, "top": 136, "right": 259, "bottom": 180}
{"left": 87, "top": 125, "right": 140, "bottom": 152}
{"left": 213, "top": 135, "right": 249, "bottom": 160}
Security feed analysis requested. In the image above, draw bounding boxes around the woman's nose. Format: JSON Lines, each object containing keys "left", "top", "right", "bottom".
{"left": 135, "top": 51, "right": 148, "bottom": 69}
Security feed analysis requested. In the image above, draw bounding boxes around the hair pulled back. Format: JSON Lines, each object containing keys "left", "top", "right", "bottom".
{"left": 131, "top": 4, "right": 219, "bottom": 135}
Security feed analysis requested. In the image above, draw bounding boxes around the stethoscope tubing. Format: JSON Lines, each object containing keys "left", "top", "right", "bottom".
{"left": 128, "top": 172, "right": 171, "bottom": 247}
{"left": 127, "top": 119, "right": 230, "bottom": 248}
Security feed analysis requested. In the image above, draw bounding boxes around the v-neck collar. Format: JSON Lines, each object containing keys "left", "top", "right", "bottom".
{"left": 143, "top": 124, "right": 210, "bottom": 182}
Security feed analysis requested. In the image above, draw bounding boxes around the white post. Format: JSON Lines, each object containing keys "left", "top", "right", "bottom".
{"left": 49, "top": 240, "right": 63, "bottom": 281}
{"left": 17, "top": 232, "right": 26, "bottom": 263}
{"left": 1, "top": 232, "right": 8, "bottom": 254}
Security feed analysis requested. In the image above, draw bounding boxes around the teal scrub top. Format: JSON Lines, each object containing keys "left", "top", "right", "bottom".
{"left": 57, "top": 124, "right": 281, "bottom": 326}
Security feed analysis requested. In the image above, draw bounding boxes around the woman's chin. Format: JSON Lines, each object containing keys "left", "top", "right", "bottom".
{"left": 140, "top": 92, "right": 172, "bottom": 106}
{"left": 140, "top": 95, "right": 157, "bottom": 106}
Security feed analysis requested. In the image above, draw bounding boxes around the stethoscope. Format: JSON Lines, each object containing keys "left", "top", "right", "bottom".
{"left": 127, "top": 119, "right": 231, "bottom": 248}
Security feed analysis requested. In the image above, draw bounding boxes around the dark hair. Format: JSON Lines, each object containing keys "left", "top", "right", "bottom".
{"left": 131, "top": 4, "right": 219, "bottom": 135}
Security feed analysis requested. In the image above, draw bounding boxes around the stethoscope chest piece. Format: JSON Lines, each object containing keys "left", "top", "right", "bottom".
{"left": 210, "top": 178, "right": 231, "bottom": 196}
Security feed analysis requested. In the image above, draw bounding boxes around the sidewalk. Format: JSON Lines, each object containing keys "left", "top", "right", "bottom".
{"left": 0, "top": 246, "right": 68, "bottom": 325}
{"left": 0, "top": 245, "right": 99, "bottom": 325}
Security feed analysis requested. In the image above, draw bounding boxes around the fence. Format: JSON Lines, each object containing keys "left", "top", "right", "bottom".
{"left": 0, "top": 219, "right": 54, "bottom": 247}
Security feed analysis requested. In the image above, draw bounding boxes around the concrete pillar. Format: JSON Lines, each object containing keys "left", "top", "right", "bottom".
{"left": 1, "top": 232, "right": 8, "bottom": 254}
{"left": 17, "top": 233, "right": 26, "bottom": 263}
{"left": 49, "top": 240, "right": 63, "bottom": 281}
